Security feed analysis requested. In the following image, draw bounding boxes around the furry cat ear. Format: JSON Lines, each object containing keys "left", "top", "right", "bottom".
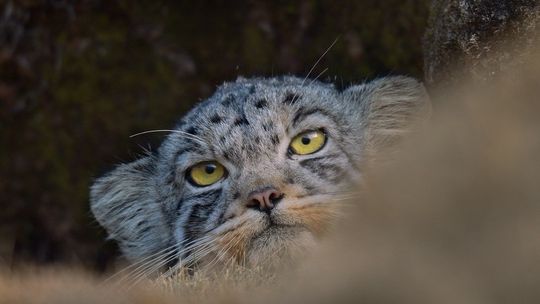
{"left": 342, "top": 76, "right": 431, "bottom": 160}
{"left": 90, "top": 156, "right": 169, "bottom": 261}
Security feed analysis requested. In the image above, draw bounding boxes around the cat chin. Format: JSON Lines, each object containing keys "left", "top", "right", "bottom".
{"left": 195, "top": 225, "right": 315, "bottom": 272}
{"left": 197, "top": 207, "right": 329, "bottom": 270}
{"left": 246, "top": 225, "right": 317, "bottom": 268}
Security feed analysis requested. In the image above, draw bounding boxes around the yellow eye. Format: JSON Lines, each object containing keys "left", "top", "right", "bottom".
{"left": 289, "top": 129, "right": 326, "bottom": 155}
{"left": 187, "top": 161, "right": 226, "bottom": 187}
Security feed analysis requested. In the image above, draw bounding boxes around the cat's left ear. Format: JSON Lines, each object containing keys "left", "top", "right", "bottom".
{"left": 342, "top": 76, "right": 431, "bottom": 157}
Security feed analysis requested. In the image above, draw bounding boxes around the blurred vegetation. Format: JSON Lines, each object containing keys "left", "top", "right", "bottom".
{"left": 0, "top": 0, "right": 429, "bottom": 271}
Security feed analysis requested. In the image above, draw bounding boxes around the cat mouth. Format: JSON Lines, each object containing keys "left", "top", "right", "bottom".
{"left": 251, "top": 220, "right": 302, "bottom": 240}
{"left": 246, "top": 224, "right": 316, "bottom": 267}
{"left": 202, "top": 196, "right": 341, "bottom": 268}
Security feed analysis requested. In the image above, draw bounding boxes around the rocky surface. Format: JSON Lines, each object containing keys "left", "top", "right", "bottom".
{"left": 424, "top": 0, "right": 539, "bottom": 89}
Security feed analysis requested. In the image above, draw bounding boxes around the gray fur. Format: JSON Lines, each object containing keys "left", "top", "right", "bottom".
{"left": 90, "top": 76, "right": 428, "bottom": 264}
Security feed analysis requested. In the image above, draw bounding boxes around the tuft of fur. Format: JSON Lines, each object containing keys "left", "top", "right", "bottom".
{"left": 90, "top": 156, "right": 170, "bottom": 262}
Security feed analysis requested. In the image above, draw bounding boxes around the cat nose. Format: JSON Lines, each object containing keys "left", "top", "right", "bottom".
{"left": 246, "top": 187, "right": 283, "bottom": 213}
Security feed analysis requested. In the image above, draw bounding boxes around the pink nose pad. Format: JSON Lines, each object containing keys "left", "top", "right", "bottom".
{"left": 246, "top": 187, "right": 283, "bottom": 213}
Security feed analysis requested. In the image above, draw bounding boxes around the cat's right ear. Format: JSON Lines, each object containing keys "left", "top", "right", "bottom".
{"left": 90, "top": 156, "right": 169, "bottom": 261}
{"left": 342, "top": 76, "right": 431, "bottom": 159}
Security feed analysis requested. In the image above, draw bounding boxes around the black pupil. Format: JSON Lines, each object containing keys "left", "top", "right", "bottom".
{"left": 301, "top": 136, "right": 311, "bottom": 145}
{"left": 205, "top": 164, "right": 216, "bottom": 174}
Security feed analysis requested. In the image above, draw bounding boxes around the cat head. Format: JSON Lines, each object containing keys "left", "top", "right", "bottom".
{"left": 90, "top": 76, "right": 429, "bottom": 269}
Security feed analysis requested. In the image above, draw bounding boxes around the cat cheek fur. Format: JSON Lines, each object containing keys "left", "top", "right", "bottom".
{"left": 89, "top": 156, "right": 171, "bottom": 262}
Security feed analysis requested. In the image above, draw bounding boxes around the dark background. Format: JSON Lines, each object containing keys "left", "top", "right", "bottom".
{"left": 0, "top": 0, "right": 429, "bottom": 272}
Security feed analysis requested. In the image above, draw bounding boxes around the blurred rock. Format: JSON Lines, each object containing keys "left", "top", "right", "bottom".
{"left": 424, "top": 0, "right": 539, "bottom": 89}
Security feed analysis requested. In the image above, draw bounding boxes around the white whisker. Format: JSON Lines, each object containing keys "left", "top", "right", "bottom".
{"left": 128, "top": 236, "right": 215, "bottom": 288}
{"left": 114, "top": 246, "right": 179, "bottom": 287}
{"left": 104, "top": 243, "right": 180, "bottom": 286}
{"left": 114, "top": 236, "right": 212, "bottom": 288}
{"left": 129, "top": 129, "right": 206, "bottom": 146}
{"left": 301, "top": 37, "right": 340, "bottom": 87}
{"left": 202, "top": 233, "right": 239, "bottom": 272}
{"left": 309, "top": 67, "right": 329, "bottom": 86}
{"left": 128, "top": 251, "right": 182, "bottom": 289}
{"left": 157, "top": 238, "right": 217, "bottom": 280}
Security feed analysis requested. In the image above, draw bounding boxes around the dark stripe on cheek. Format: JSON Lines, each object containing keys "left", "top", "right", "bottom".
{"left": 183, "top": 188, "right": 223, "bottom": 203}
{"left": 177, "top": 188, "right": 222, "bottom": 212}
{"left": 299, "top": 158, "right": 345, "bottom": 183}
{"left": 182, "top": 189, "right": 223, "bottom": 253}
{"left": 216, "top": 210, "right": 227, "bottom": 225}
{"left": 182, "top": 204, "right": 211, "bottom": 258}
{"left": 166, "top": 171, "right": 176, "bottom": 187}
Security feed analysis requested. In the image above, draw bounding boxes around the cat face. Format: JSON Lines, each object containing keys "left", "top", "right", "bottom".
{"left": 159, "top": 77, "right": 361, "bottom": 267}
{"left": 90, "top": 76, "right": 428, "bottom": 269}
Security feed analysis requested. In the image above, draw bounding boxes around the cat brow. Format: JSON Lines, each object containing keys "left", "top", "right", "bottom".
{"left": 291, "top": 107, "right": 336, "bottom": 128}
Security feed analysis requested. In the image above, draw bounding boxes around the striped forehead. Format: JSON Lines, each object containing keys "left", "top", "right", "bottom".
{"left": 180, "top": 88, "right": 299, "bottom": 162}
{"left": 171, "top": 78, "right": 339, "bottom": 163}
